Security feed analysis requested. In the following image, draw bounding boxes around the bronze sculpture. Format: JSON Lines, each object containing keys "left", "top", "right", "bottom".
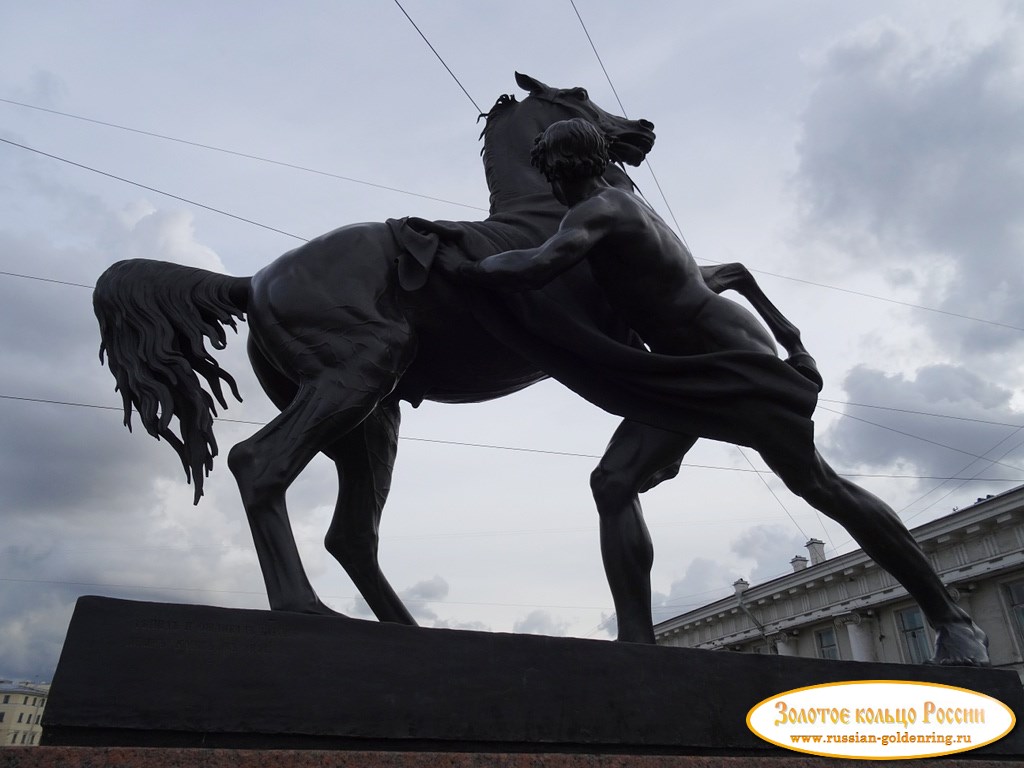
{"left": 92, "top": 74, "right": 984, "bottom": 665}
{"left": 440, "top": 117, "right": 989, "bottom": 666}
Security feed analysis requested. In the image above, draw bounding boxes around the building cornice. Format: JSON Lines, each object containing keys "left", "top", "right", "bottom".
{"left": 654, "top": 486, "right": 1024, "bottom": 639}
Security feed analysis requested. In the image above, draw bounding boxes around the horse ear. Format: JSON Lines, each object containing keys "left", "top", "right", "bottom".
{"left": 515, "top": 72, "right": 549, "bottom": 94}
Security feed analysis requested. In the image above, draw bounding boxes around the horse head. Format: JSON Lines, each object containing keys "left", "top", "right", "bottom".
{"left": 514, "top": 72, "right": 655, "bottom": 167}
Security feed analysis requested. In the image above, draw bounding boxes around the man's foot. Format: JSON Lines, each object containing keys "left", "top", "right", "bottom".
{"left": 929, "top": 620, "right": 990, "bottom": 666}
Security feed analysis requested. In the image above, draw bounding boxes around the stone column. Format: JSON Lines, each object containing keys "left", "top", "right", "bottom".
{"left": 773, "top": 633, "right": 799, "bottom": 657}
{"left": 834, "top": 613, "right": 876, "bottom": 662}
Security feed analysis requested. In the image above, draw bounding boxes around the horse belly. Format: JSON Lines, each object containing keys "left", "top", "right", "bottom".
{"left": 396, "top": 316, "right": 547, "bottom": 405}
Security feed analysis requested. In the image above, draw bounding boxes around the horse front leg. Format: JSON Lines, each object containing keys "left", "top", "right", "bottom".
{"left": 324, "top": 397, "right": 416, "bottom": 625}
{"left": 228, "top": 377, "right": 380, "bottom": 615}
{"left": 700, "top": 262, "right": 823, "bottom": 391}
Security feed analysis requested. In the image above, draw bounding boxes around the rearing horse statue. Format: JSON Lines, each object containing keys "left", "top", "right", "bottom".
{"left": 93, "top": 73, "right": 814, "bottom": 628}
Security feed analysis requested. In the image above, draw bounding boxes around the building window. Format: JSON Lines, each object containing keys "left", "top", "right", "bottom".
{"left": 896, "top": 607, "right": 931, "bottom": 664}
{"left": 10, "top": 734, "right": 16, "bottom": 744}
{"left": 22, "top": 696, "right": 28, "bottom": 705}
{"left": 17, "top": 713, "right": 23, "bottom": 723}
{"left": 816, "top": 627, "right": 840, "bottom": 660}
{"left": 2, "top": 694, "right": 8, "bottom": 704}
{"left": 1006, "top": 579, "right": 1024, "bottom": 643}
{"left": 0, "top": 711, "right": 4, "bottom": 722}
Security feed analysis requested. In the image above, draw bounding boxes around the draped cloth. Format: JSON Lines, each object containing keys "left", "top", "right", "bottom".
{"left": 388, "top": 216, "right": 820, "bottom": 465}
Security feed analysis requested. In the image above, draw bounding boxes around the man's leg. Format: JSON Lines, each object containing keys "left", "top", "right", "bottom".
{"left": 591, "top": 420, "right": 697, "bottom": 644}
{"left": 761, "top": 446, "right": 988, "bottom": 665}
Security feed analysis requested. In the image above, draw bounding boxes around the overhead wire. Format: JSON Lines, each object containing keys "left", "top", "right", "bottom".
{"left": 0, "top": 137, "right": 308, "bottom": 242}
{"left": 0, "top": 576, "right": 608, "bottom": 612}
{"left": 567, "top": 0, "right": 688, "bottom": 245}
{"left": 2, "top": 112, "right": 1021, "bottom": 493}
{"left": 560, "top": 0, "right": 1024, "bottom": 564}
{"left": 3, "top": 10, "right": 1021, "bottom": 628}
{"left": 3, "top": 393, "right": 1021, "bottom": 483}
{"left": 1, "top": 100, "right": 1020, "bottom": 332}
{"left": 566, "top": 0, "right": 834, "bottom": 547}
{"left": 0, "top": 98, "right": 487, "bottom": 212}
{"left": 815, "top": 404, "right": 1024, "bottom": 474}
{"left": 1, "top": 102, "right": 1020, "bottom": 489}
{"left": 392, "top": 0, "right": 482, "bottom": 114}
{"left": 729, "top": 264, "right": 1024, "bottom": 334}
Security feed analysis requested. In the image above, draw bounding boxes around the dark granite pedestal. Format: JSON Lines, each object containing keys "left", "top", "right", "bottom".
{"left": 39, "top": 597, "right": 1024, "bottom": 759}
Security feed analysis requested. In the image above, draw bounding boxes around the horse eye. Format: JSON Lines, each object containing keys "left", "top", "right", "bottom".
{"left": 573, "top": 88, "right": 589, "bottom": 100}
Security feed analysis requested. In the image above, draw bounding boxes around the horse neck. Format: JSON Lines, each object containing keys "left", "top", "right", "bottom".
{"left": 480, "top": 103, "right": 638, "bottom": 220}
{"left": 481, "top": 107, "right": 562, "bottom": 218}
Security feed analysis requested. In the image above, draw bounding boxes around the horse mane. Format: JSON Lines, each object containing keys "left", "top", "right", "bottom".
{"left": 478, "top": 93, "right": 519, "bottom": 146}
{"left": 94, "top": 259, "right": 246, "bottom": 502}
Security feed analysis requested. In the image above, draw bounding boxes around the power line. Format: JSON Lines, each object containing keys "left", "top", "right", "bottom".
{"left": 820, "top": 399, "right": 1024, "bottom": 429}
{"left": 561, "top": 4, "right": 1022, "bottom": 335}
{"left": 392, "top": 0, "right": 482, "bottom": 114}
{"left": 3, "top": 100, "right": 1020, "bottom": 333}
{"left": 3, "top": 267, "right": 1023, "bottom": 437}
{"left": 3, "top": 120, "right": 1023, "bottom": 486}
{"left": 816, "top": 404, "right": 1024, "bottom": 473}
{"left": 0, "top": 97, "right": 487, "bottom": 212}
{"left": 0, "top": 576, "right": 607, "bottom": 611}
{"left": 567, "top": 0, "right": 689, "bottom": 245}
{"left": 2, "top": 393, "right": 1021, "bottom": 483}
{"left": 735, "top": 446, "right": 808, "bottom": 539}
{"left": 560, "top": 0, "right": 1015, "bottom": 554}
{"left": 902, "top": 427, "right": 1024, "bottom": 526}
{"left": 737, "top": 265, "right": 1024, "bottom": 334}
{"left": 568, "top": 0, "right": 627, "bottom": 116}
{"left": 4, "top": 245, "right": 1024, "bottom": 471}
{"left": 0, "top": 270, "right": 93, "bottom": 290}
{"left": 0, "top": 137, "right": 308, "bottom": 242}
{"left": 816, "top": 430, "right": 1024, "bottom": 559}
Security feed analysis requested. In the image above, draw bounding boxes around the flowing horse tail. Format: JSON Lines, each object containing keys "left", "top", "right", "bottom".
{"left": 93, "top": 259, "right": 251, "bottom": 503}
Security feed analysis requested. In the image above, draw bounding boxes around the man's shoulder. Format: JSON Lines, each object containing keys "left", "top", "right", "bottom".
{"left": 576, "top": 186, "right": 645, "bottom": 219}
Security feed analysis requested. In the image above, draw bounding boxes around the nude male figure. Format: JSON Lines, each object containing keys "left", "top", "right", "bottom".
{"left": 443, "top": 117, "right": 989, "bottom": 665}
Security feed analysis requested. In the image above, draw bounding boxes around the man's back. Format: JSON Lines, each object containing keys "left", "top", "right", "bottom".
{"left": 578, "top": 187, "right": 777, "bottom": 359}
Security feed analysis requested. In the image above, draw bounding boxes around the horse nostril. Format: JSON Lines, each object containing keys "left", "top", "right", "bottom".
{"left": 639, "top": 119, "right": 654, "bottom": 130}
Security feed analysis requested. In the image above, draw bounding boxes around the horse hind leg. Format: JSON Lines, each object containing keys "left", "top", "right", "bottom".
{"left": 323, "top": 397, "right": 416, "bottom": 625}
{"left": 228, "top": 373, "right": 385, "bottom": 615}
{"left": 700, "top": 262, "right": 822, "bottom": 390}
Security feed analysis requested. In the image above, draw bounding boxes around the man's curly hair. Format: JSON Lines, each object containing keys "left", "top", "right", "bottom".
{"left": 531, "top": 118, "right": 610, "bottom": 183}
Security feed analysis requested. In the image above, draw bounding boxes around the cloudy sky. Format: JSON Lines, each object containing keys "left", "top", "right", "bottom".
{"left": 1, "top": 1, "right": 1022, "bottom": 681}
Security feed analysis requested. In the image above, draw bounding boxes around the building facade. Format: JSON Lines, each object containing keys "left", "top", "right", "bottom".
{"left": 0, "top": 681, "right": 49, "bottom": 747}
{"left": 655, "top": 485, "right": 1024, "bottom": 681}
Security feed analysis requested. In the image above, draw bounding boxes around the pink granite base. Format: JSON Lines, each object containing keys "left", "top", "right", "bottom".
{"left": 0, "top": 749, "right": 1016, "bottom": 768}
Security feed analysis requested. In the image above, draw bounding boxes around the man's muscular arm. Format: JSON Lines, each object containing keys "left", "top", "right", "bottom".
{"left": 456, "top": 196, "right": 612, "bottom": 291}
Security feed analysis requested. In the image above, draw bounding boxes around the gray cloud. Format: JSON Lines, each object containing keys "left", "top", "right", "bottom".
{"left": 512, "top": 609, "right": 569, "bottom": 637}
{"left": 822, "top": 363, "right": 1022, "bottom": 480}
{"left": 795, "top": 12, "right": 1024, "bottom": 355}
{"left": 434, "top": 618, "right": 491, "bottom": 632}
{"left": 731, "top": 525, "right": 808, "bottom": 583}
{"left": 651, "top": 556, "right": 737, "bottom": 625}
{"left": 351, "top": 575, "right": 450, "bottom": 625}
{"left": 0, "top": 157, "right": 265, "bottom": 679}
